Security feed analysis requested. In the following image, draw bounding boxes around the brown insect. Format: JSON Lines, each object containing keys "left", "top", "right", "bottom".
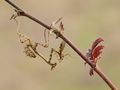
{"left": 10, "top": 11, "right": 57, "bottom": 70}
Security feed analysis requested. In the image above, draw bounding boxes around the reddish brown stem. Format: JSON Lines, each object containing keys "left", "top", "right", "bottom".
{"left": 94, "top": 67, "right": 117, "bottom": 90}
{"left": 4, "top": 0, "right": 117, "bottom": 90}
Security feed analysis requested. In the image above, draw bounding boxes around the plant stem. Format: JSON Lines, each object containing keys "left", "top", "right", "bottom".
{"left": 4, "top": 0, "right": 117, "bottom": 89}
{"left": 94, "top": 67, "right": 117, "bottom": 90}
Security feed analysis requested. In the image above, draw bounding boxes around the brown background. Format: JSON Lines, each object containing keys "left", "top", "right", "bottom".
{"left": 0, "top": 0, "right": 120, "bottom": 90}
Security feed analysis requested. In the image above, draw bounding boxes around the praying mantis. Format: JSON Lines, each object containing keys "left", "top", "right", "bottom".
{"left": 10, "top": 9, "right": 68, "bottom": 70}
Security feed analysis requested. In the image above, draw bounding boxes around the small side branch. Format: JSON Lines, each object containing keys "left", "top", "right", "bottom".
{"left": 4, "top": 0, "right": 117, "bottom": 90}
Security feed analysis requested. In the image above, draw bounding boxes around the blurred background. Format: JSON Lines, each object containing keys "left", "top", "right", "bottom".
{"left": 0, "top": 0, "right": 120, "bottom": 90}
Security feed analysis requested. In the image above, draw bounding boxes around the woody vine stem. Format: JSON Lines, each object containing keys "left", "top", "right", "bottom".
{"left": 4, "top": 0, "right": 117, "bottom": 90}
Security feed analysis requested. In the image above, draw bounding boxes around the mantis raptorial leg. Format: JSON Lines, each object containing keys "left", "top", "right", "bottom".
{"left": 49, "top": 40, "right": 68, "bottom": 62}
{"left": 48, "top": 20, "right": 68, "bottom": 62}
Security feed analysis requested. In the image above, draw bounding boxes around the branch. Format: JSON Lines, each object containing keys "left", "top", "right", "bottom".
{"left": 4, "top": 0, "right": 117, "bottom": 90}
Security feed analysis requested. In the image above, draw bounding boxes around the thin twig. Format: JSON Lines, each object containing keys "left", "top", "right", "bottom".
{"left": 4, "top": 0, "right": 117, "bottom": 90}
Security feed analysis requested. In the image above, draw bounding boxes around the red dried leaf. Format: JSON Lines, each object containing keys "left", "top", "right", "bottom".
{"left": 92, "top": 38, "right": 104, "bottom": 50}
{"left": 92, "top": 45, "right": 104, "bottom": 62}
{"left": 86, "top": 38, "right": 104, "bottom": 76}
